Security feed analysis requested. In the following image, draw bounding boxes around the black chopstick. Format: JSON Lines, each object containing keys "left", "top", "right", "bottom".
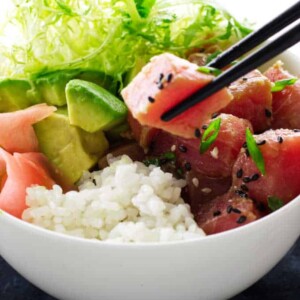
{"left": 161, "top": 22, "right": 300, "bottom": 122}
{"left": 207, "top": 1, "right": 300, "bottom": 68}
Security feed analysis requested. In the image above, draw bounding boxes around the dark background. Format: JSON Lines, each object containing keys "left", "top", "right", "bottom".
{"left": 0, "top": 238, "right": 299, "bottom": 300}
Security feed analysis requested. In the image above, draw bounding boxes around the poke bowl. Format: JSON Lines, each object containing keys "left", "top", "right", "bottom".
{"left": 0, "top": 1, "right": 300, "bottom": 299}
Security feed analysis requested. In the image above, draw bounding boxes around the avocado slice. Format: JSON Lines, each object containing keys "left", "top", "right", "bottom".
{"left": 0, "top": 78, "right": 39, "bottom": 112}
{"left": 34, "top": 107, "right": 109, "bottom": 183}
{"left": 31, "top": 69, "right": 118, "bottom": 106}
{"left": 66, "top": 79, "right": 128, "bottom": 133}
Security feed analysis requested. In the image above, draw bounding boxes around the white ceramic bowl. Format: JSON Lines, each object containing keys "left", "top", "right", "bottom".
{"left": 0, "top": 53, "right": 300, "bottom": 300}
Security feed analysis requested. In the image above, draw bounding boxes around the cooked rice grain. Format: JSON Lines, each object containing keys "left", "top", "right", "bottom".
{"left": 22, "top": 155, "right": 205, "bottom": 243}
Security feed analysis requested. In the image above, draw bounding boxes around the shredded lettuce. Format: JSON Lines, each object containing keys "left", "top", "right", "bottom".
{"left": 0, "top": 0, "right": 251, "bottom": 83}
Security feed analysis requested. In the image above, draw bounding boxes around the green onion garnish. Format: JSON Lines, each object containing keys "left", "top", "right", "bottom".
{"left": 206, "top": 50, "right": 222, "bottom": 64}
{"left": 267, "top": 196, "right": 284, "bottom": 211}
{"left": 143, "top": 151, "right": 176, "bottom": 166}
{"left": 271, "top": 78, "right": 297, "bottom": 92}
{"left": 162, "top": 151, "right": 176, "bottom": 160}
{"left": 199, "top": 118, "right": 221, "bottom": 154}
{"left": 245, "top": 128, "right": 266, "bottom": 175}
{"left": 198, "top": 66, "right": 222, "bottom": 76}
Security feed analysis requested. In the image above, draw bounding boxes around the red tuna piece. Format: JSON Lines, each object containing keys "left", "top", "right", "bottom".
{"left": 183, "top": 170, "right": 231, "bottom": 217}
{"left": 220, "top": 70, "right": 272, "bottom": 133}
{"left": 151, "top": 114, "right": 252, "bottom": 178}
{"left": 0, "top": 149, "right": 56, "bottom": 218}
{"left": 264, "top": 61, "right": 300, "bottom": 129}
{"left": 122, "top": 53, "right": 232, "bottom": 139}
{"left": 127, "top": 113, "right": 159, "bottom": 148}
{"left": 232, "top": 129, "right": 300, "bottom": 207}
{"left": 0, "top": 104, "right": 56, "bottom": 153}
{"left": 195, "top": 193, "right": 262, "bottom": 235}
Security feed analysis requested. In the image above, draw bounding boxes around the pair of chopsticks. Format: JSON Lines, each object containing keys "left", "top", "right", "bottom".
{"left": 161, "top": 1, "right": 300, "bottom": 122}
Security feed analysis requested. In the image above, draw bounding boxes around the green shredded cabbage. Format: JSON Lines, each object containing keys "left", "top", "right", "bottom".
{"left": 0, "top": 0, "right": 251, "bottom": 82}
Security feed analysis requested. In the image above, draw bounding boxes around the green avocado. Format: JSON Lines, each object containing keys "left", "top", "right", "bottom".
{"left": 66, "top": 79, "right": 128, "bottom": 133}
{"left": 34, "top": 107, "right": 109, "bottom": 183}
{"left": 31, "top": 69, "right": 118, "bottom": 106}
{"left": 0, "top": 78, "right": 39, "bottom": 112}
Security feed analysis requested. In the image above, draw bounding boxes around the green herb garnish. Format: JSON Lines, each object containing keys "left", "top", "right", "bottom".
{"left": 143, "top": 151, "right": 176, "bottom": 166}
{"left": 245, "top": 128, "right": 266, "bottom": 175}
{"left": 200, "top": 118, "right": 221, "bottom": 154}
{"left": 162, "top": 151, "right": 176, "bottom": 160}
{"left": 271, "top": 78, "right": 297, "bottom": 92}
{"left": 206, "top": 50, "right": 222, "bottom": 64}
{"left": 198, "top": 66, "right": 222, "bottom": 76}
{"left": 143, "top": 158, "right": 160, "bottom": 167}
{"left": 267, "top": 196, "right": 284, "bottom": 211}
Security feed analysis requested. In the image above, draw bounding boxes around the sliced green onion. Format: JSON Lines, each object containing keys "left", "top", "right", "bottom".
{"left": 271, "top": 78, "right": 297, "bottom": 92}
{"left": 143, "top": 158, "right": 160, "bottom": 167}
{"left": 162, "top": 151, "right": 176, "bottom": 160}
{"left": 199, "top": 118, "right": 221, "bottom": 154}
{"left": 245, "top": 128, "right": 266, "bottom": 175}
{"left": 206, "top": 50, "right": 222, "bottom": 64}
{"left": 267, "top": 196, "right": 284, "bottom": 211}
{"left": 198, "top": 66, "right": 222, "bottom": 76}
{"left": 143, "top": 151, "right": 176, "bottom": 166}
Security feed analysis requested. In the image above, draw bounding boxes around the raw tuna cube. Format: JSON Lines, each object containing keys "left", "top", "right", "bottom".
{"left": 264, "top": 61, "right": 300, "bottom": 129}
{"left": 220, "top": 70, "right": 273, "bottom": 133}
{"left": 122, "top": 53, "right": 232, "bottom": 138}
{"left": 150, "top": 114, "right": 252, "bottom": 178}
{"left": 232, "top": 129, "right": 300, "bottom": 207}
{"left": 195, "top": 193, "right": 262, "bottom": 235}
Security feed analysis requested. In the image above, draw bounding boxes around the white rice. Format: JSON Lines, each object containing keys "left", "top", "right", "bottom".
{"left": 22, "top": 155, "right": 205, "bottom": 243}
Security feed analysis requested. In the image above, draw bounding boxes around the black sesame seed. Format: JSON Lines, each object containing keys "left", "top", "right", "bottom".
{"left": 265, "top": 109, "right": 272, "bottom": 118}
{"left": 158, "top": 83, "right": 164, "bottom": 90}
{"left": 256, "top": 140, "right": 266, "bottom": 146}
{"left": 236, "top": 168, "right": 243, "bottom": 178}
{"left": 213, "top": 210, "right": 221, "bottom": 217}
{"left": 202, "top": 124, "right": 208, "bottom": 130}
{"left": 256, "top": 202, "right": 266, "bottom": 212}
{"left": 166, "top": 73, "right": 173, "bottom": 83}
{"left": 242, "top": 77, "right": 248, "bottom": 81}
{"left": 184, "top": 162, "right": 192, "bottom": 171}
{"left": 293, "top": 129, "right": 300, "bottom": 132}
{"left": 148, "top": 96, "right": 155, "bottom": 103}
{"left": 240, "top": 184, "right": 249, "bottom": 192}
{"left": 251, "top": 173, "right": 260, "bottom": 181}
{"left": 232, "top": 207, "right": 242, "bottom": 214}
{"left": 92, "top": 179, "right": 97, "bottom": 185}
{"left": 194, "top": 128, "right": 201, "bottom": 138}
{"left": 277, "top": 136, "right": 283, "bottom": 144}
{"left": 211, "top": 112, "right": 219, "bottom": 119}
{"left": 243, "top": 176, "right": 251, "bottom": 183}
{"left": 237, "top": 215, "right": 247, "bottom": 224}
{"left": 235, "top": 189, "right": 248, "bottom": 198}
{"left": 179, "top": 145, "right": 187, "bottom": 153}
{"left": 159, "top": 73, "right": 164, "bottom": 81}
{"left": 245, "top": 149, "right": 250, "bottom": 157}
{"left": 227, "top": 205, "right": 233, "bottom": 214}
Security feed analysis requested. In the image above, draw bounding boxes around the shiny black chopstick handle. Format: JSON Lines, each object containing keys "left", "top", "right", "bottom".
{"left": 207, "top": 0, "right": 300, "bottom": 68}
{"left": 161, "top": 22, "right": 300, "bottom": 122}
